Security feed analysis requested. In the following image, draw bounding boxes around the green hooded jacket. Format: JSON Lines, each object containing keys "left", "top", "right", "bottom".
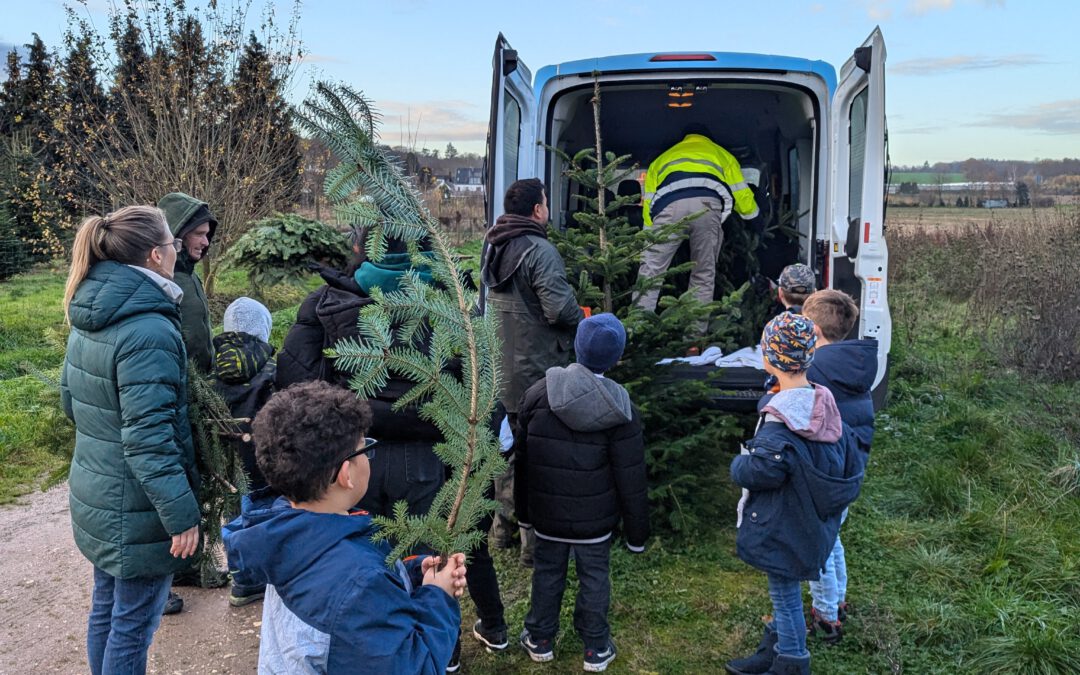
{"left": 61, "top": 261, "right": 201, "bottom": 579}
{"left": 157, "top": 192, "right": 218, "bottom": 372}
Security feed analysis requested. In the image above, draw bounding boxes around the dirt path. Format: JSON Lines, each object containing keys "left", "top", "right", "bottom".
{"left": 0, "top": 483, "right": 260, "bottom": 674}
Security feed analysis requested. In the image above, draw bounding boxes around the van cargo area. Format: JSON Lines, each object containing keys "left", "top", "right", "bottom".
{"left": 546, "top": 81, "right": 816, "bottom": 292}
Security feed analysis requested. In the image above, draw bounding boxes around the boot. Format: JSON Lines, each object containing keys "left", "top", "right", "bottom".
{"left": 519, "top": 526, "right": 535, "bottom": 568}
{"left": 725, "top": 625, "right": 778, "bottom": 675}
{"left": 765, "top": 652, "right": 810, "bottom": 675}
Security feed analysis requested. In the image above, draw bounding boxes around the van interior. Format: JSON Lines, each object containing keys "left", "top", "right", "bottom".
{"left": 543, "top": 81, "right": 819, "bottom": 296}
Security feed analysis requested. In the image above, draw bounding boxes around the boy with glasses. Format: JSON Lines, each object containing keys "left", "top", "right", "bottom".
{"left": 225, "top": 381, "right": 467, "bottom": 674}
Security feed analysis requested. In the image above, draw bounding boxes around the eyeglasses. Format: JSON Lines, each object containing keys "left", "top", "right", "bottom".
{"left": 157, "top": 239, "right": 184, "bottom": 253}
{"left": 333, "top": 437, "right": 378, "bottom": 480}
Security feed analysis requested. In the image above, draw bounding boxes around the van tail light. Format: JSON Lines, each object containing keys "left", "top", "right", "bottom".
{"left": 650, "top": 53, "right": 717, "bottom": 62}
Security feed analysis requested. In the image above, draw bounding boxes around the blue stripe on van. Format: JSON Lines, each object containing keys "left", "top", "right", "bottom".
{"left": 533, "top": 52, "right": 837, "bottom": 100}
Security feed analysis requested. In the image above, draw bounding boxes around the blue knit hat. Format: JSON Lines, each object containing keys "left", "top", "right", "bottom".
{"left": 575, "top": 313, "right": 626, "bottom": 373}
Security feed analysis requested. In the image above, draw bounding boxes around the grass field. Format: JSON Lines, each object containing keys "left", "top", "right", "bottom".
{"left": 890, "top": 172, "right": 966, "bottom": 184}
{"left": 886, "top": 205, "right": 1075, "bottom": 229}
{"left": 1, "top": 234, "right": 1079, "bottom": 672}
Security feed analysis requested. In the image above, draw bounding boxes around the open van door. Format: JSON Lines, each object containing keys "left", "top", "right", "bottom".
{"left": 828, "top": 27, "right": 891, "bottom": 407}
{"left": 485, "top": 34, "right": 536, "bottom": 225}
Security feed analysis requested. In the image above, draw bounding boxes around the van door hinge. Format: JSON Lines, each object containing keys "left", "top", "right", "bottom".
{"left": 854, "top": 46, "right": 872, "bottom": 73}
{"left": 503, "top": 49, "right": 519, "bottom": 77}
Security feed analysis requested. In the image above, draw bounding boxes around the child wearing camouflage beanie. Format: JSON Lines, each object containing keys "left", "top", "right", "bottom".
{"left": 726, "top": 312, "right": 865, "bottom": 675}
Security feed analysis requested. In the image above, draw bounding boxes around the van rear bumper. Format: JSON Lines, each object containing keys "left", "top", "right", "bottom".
{"left": 655, "top": 363, "right": 767, "bottom": 412}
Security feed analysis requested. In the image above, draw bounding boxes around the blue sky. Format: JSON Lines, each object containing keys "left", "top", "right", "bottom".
{"left": 2, "top": 0, "right": 1078, "bottom": 166}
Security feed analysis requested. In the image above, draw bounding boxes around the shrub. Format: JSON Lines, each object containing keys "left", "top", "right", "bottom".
{"left": 222, "top": 213, "right": 350, "bottom": 293}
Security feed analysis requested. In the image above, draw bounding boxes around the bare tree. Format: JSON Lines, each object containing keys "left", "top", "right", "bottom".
{"left": 58, "top": 0, "right": 303, "bottom": 292}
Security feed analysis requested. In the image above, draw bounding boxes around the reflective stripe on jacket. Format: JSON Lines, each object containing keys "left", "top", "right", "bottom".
{"left": 643, "top": 134, "right": 759, "bottom": 226}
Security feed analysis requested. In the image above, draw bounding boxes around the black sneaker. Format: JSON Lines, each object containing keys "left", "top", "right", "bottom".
{"left": 162, "top": 591, "right": 183, "bottom": 615}
{"left": 583, "top": 639, "right": 617, "bottom": 672}
{"left": 445, "top": 638, "right": 461, "bottom": 673}
{"left": 807, "top": 607, "right": 843, "bottom": 645}
{"left": 472, "top": 619, "right": 509, "bottom": 653}
{"left": 228, "top": 584, "right": 266, "bottom": 607}
{"left": 519, "top": 629, "right": 554, "bottom": 663}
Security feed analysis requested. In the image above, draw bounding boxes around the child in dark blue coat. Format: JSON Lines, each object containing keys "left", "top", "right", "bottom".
{"left": 224, "top": 381, "right": 467, "bottom": 674}
{"left": 727, "top": 313, "right": 865, "bottom": 675}
{"left": 800, "top": 290, "right": 877, "bottom": 642}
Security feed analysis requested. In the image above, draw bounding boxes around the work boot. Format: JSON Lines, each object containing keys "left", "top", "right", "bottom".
{"left": 765, "top": 652, "right": 810, "bottom": 675}
{"left": 725, "top": 624, "right": 778, "bottom": 674}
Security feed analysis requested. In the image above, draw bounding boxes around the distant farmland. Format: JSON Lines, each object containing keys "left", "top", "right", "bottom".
{"left": 890, "top": 171, "right": 966, "bottom": 184}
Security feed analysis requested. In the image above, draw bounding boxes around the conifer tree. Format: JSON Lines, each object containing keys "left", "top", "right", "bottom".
{"left": 53, "top": 31, "right": 109, "bottom": 220}
{"left": 547, "top": 77, "right": 752, "bottom": 531}
{"left": 296, "top": 82, "right": 504, "bottom": 564}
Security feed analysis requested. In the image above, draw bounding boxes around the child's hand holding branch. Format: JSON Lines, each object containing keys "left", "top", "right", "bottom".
{"left": 421, "top": 553, "right": 467, "bottom": 598}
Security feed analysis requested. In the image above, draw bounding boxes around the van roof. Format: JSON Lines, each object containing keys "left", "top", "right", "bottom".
{"left": 533, "top": 52, "right": 837, "bottom": 98}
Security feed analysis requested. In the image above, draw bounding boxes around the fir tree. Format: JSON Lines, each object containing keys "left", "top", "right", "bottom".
{"left": 296, "top": 82, "right": 504, "bottom": 564}
{"left": 547, "top": 77, "right": 753, "bottom": 531}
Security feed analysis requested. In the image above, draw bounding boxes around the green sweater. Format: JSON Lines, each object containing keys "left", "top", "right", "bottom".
{"left": 62, "top": 261, "right": 201, "bottom": 579}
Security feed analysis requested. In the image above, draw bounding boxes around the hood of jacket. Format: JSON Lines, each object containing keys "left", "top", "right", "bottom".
{"left": 213, "top": 331, "right": 274, "bottom": 385}
{"left": 68, "top": 261, "right": 181, "bottom": 333}
{"left": 159, "top": 192, "right": 217, "bottom": 274}
{"left": 228, "top": 497, "right": 382, "bottom": 588}
{"left": 809, "top": 340, "right": 878, "bottom": 397}
{"left": 545, "top": 363, "right": 632, "bottom": 433}
{"left": 354, "top": 252, "right": 436, "bottom": 295}
{"left": 761, "top": 384, "right": 842, "bottom": 443}
{"left": 480, "top": 214, "right": 548, "bottom": 291}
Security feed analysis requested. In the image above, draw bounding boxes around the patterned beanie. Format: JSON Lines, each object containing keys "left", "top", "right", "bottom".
{"left": 760, "top": 311, "right": 817, "bottom": 373}
{"left": 223, "top": 297, "right": 272, "bottom": 344}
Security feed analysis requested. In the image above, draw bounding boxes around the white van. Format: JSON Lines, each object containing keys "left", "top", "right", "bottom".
{"left": 484, "top": 29, "right": 891, "bottom": 409}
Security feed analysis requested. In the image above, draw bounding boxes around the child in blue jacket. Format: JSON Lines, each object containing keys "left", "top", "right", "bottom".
{"left": 225, "top": 381, "right": 467, "bottom": 674}
{"left": 727, "top": 313, "right": 865, "bottom": 675}
{"left": 800, "top": 290, "right": 877, "bottom": 642}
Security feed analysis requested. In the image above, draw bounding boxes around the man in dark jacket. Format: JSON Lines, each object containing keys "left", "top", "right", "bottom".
{"left": 515, "top": 314, "right": 648, "bottom": 673}
{"left": 481, "top": 178, "right": 584, "bottom": 566}
{"left": 158, "top": 192, "right": 218, "bottom": 372}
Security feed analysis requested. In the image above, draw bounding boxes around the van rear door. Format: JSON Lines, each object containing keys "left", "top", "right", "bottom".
{"left": 485, "top": 34, "right": 536, "bottom": 224}
{"left": 827, "top": 27, "right": 891, "bottom": 393}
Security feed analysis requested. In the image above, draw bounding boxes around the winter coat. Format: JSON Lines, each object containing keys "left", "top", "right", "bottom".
{"left": 481, "top": 214, "right": 583, "bottom": 413}
{"left": 514, "top": 364, "right": 649, "bottom": 547}
{"left": 225, "top": 498, "right": 459, "bottom": 674}
{"left": 758, "top": 339, "right": 878, "bottom": 451}
{"left": 211, "top": 331, "right": 276, "bottom": 490}
{"left": 276, "top": 267, "right": 371, "bottom": 390}
{"left": 159, "top": 193, "right": 218, "bottom": 372}
{"left": 732, "top": 385, "right": 864, "bottom": 580}
{"left": 61, "top": 261, "right": 200, "bottom": 579}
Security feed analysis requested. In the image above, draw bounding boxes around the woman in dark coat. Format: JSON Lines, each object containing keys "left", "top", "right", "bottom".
{"left": 61, "top": 206, "right": 201, "bottom": 675}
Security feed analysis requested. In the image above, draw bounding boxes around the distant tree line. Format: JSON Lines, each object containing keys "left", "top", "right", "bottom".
{"left": 0, "top": 0, "right": 303, "bottom": 285}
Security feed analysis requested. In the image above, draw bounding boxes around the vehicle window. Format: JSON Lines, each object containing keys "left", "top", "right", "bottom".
{"left": 503, "top": 93, "right": 521, "bottom": 189}
{"left": 847, "top": 87, "right": 868, "bottom": 226}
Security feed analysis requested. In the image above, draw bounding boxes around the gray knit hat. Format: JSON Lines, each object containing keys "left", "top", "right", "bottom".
{"left": 223, "top": 297, "right": 272, "bottom": 344}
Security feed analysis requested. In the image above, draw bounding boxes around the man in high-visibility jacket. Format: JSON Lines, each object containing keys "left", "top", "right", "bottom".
{"left": 635, "top": 127, "right": 759, "bottom": 315}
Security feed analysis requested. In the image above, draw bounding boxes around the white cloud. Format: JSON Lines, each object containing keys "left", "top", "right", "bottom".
{"left": 809, "top": 3, "right": 826, "bottom": 12}
{"left": 909, "top": 0, "right": 955, "bottom": 13}
{"left": 864, "top": 0, "right": 893, "bottom": 20}
{"left": 975, "top": 99, "right": 1080, "bottom": 135}
{"left": 376, "top": 99, "right": 487, "bottom": 145}
{"left": 891, "top": 53, "right": 1049, "bottom": 75}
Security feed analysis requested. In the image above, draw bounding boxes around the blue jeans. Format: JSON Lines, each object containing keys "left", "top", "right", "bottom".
{"left": 87, "top": 566, "right": 173, "bottom": 675}
{"left": 524, "top": 536, "right": 611, "bottom": 649}
{"left": 809, "top": 509, "right": 849, "bottom": 622}
{"left": 767, "top": 573, "right": 808, "bottom": 657}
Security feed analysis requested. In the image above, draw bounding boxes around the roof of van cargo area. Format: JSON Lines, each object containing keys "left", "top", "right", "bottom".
{"left": 533, "top": 52, "right": 837, "bottom": 98}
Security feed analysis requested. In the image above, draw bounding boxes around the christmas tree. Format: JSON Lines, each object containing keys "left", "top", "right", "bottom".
{"left": 295, "top": 82, "right": 503, "bottom": 563}
{"left": 547, "top": 77, "right": 753, "bottom": 531}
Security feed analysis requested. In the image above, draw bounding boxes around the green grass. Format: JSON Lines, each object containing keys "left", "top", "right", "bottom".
{"left": 2, "top": 247, "right": 1079, "bottom": 672}
{"left": 890, "top": 172, "right": 966, "bottom": 184}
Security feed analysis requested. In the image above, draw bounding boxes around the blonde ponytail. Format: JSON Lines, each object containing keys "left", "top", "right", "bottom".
{"left": 62, "top": 206, "right": 169, "bottom": 323}
{"left": 64, "top": 216, "right": 107, "bottom": 323}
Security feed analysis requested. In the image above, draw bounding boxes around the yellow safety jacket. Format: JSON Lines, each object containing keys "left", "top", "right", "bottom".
{"left": 643, "top": 134, "right": 759, "bottom": 227}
